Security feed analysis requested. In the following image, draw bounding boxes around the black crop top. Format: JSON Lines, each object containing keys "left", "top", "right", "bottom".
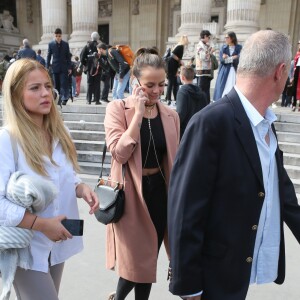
{"left": 140, "top": 114, "right": 167, "bottom": 168}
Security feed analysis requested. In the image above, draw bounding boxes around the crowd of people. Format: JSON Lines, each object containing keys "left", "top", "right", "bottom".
{"left": 0, "top": 28, "right": 300, "bottom": 300}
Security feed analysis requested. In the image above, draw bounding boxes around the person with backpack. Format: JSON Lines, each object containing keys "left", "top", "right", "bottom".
{"left": 79, "top": 32, "right": 102, "bottom": 104}
{"left": 97, "top": 43, "right": 131, "bottom": 100}
{"left": 195, "top": 30, "right": 216, "bottom": 103}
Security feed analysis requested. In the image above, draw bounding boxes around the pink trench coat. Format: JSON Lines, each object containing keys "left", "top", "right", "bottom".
{"left": 104, "top": 96, "right": 180, "bottom": 283}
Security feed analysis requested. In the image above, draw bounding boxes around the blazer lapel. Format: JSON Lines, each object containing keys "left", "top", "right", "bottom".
{"left": 227, "top": 89, "right": 264, "bottom": 187}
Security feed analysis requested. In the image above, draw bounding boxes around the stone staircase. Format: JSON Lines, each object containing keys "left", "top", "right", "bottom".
{"left": 0, "top": 97, "right": 299, "bottom": 197}
{"left": 61, "top": 104, "right": 111, "bottom": 184}
{"left": 275, "top": 112, "right": 300, "bottom": 199}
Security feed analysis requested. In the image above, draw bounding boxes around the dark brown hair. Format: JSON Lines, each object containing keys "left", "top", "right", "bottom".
{"left": 132, "top": 47, "right": 165, "bottom": 78}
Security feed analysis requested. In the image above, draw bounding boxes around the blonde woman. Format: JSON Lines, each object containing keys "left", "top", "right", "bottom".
{"left": 165, "top": 35, "right": 189, "bottom": 105}
{"left": 0, "top": 59, "right": 99, "bottom": 300}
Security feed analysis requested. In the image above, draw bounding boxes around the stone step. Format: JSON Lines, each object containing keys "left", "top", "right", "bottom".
{"left": 62, "top": 113, "right": 105, "bottom": 122}
{"left": 276, "top": 113, "right": 300, "bottom": 124}
{"left": 285, "top": 165, "right": 300, "bottom": 181}
{"left": 275, "top": 122, "right": 300, "bottom": 133}
{"left": 77, "top": 150, "right": 111, "bottom": 164}
{"left": 293, "top": 179, "right": 300, "bottom": 194}
{"left": 283, "top": 153, "right": 300, "bottom": 167}
{"left": 70, "top": 130, "right": 105, "bottom": 141}
{"left": 78, "top": 161, "right": 111, "bottom": 176}
{"left": 279, "top": 142, "right": 300, "bottom": 155}
{"left": 277, "top": 132, "right": 300, "bottom": 143}
{"left": 74, "top": 139, "right": 105, "bottom": 151}
{"left": 61, "top": 104, "right": 107, "bottom": 114}
{"left": 64, "top": 121, "right": 104, "bottom": 131}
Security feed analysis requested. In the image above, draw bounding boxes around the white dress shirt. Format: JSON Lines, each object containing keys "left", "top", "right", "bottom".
{"left": 0, "top": 129, "right": 83, "bottom": 272}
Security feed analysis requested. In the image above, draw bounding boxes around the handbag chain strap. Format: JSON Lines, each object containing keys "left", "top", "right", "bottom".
{"left": 98, "top": 100, "right": 126, "bottom": 188}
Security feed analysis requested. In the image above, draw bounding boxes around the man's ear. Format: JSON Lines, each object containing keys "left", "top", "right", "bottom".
{"left": 274, "top": 63, "right": 286, "bottom": 81}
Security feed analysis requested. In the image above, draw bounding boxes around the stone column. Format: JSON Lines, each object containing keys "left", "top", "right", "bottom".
{"left": 224, "top": 0, "right": 260, "bottom": 40}
{"left": 39, "top": 0, "right": 68, "bottom": 45}
{"left": 177, "top": 0, "right": 212, "bottom": 37}
{"left": 68, "top": 0, "right": 98, "bottom": 45}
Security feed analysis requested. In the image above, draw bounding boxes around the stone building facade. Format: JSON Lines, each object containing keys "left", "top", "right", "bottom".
{"left": 1, "top": 0, "right": 300, "bottom": 59}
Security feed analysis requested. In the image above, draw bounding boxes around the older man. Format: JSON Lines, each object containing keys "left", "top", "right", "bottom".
{"left": 17, "top": 39, "right": 36, "bottom": 60}
{"left": 168, "top": 30, "right": 300, "bottom": 300}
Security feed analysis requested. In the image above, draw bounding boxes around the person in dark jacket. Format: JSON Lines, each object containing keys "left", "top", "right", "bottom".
{"left": 17, "top": 39, "right": 36, "bottom": 60}
{"left": 79, "top": 32, "right": 102, "bottom": 104}
{"left": 168, "top": 30, "right": 300, "bottom": 300}
{"left": 46, "top": 28, "right": 71, "bottom": 105}
{"left": 97, "top": 43, "right": 130, "bottom": 100}
{"left": 176, "top": 66, "right": 207, "bottom": 139}
{"left": 166, "top": 35, "right": 189, "bottom": 105}
{"left": 36, "top": 49, "right": 46, "bottom": 67}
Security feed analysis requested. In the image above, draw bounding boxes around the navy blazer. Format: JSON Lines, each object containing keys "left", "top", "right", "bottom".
{"left": 168, "top": 88, "right": 300, "bottom": 300}
{"left": 46, "top": 40, "right": 71, "bottom": 73}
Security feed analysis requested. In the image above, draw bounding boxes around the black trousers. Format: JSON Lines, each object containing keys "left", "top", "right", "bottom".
{"left": 87, "top": 73, "right": 101, "bottom": 103}
{"left": 292, "top": 66, "right": 299, "bottom": 107}
{"left": 115, "top": 172, "right": 167, "bottom": 300}
{"left": 197, "top": 76, "right": 212, "bottom": 104}
{"left": 166, "top": 75, "right": 179, "bottom": 101}
{"left": 101, "top": 73, "right": 111, "bottom": 101}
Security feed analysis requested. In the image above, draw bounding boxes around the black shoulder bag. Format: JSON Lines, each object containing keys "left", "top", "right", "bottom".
{"left": 94, "top": 144, "right": 125, "bottom": 225}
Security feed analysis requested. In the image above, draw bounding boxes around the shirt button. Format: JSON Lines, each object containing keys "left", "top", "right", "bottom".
{"left": 246, "top": 257, "right": 253, "bottom": 263}
{"left": 258, "top": 192, "right": 265, "bottom": 198}
{"left": 252, "top": 225, "right": 258, "bottom": 231}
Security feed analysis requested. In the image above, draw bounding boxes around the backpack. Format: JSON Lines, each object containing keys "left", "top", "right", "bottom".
{"left": 112, "top": 45, "right": 134, "bottom": 66}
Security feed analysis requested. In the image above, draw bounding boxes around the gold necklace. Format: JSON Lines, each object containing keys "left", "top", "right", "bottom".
{"left": 145, "top": 104, "right": 156, "bottom": 118}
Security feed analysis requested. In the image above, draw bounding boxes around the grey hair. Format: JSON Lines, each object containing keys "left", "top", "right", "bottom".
{"left": 23, "top": 39, "right": 30, "bottom": 47}
{"left": 91, "top": 32, "right": 99, "bottom": 41}
{"left": 237, "top": 30, "right": 291, "bottom": 77}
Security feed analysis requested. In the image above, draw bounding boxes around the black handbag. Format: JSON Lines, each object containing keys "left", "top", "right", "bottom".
{"left": 94, "top": 144, "right": 125, "bottom": 225}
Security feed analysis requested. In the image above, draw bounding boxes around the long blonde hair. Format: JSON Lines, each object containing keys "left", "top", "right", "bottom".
{"left": 2, "top": 59, "right": 80, "bottom": 176}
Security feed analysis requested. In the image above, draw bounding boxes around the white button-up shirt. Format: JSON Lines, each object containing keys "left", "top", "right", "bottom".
{"left": 0, "top": 129, "right": 83, "bottom": 272}
{"left": 236, "top": 87, "right": 281, "bottom": 284}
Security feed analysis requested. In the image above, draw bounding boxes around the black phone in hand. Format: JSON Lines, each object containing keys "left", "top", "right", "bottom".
{"left": 61, "top": 219, "right": 84, "bottom": 236}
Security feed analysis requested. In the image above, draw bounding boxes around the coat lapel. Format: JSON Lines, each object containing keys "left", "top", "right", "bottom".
{"left": 226, "top": 89, "right": 264, "bottom": 187}
{"left": 123, "top": 97, "right": 143, "bottom": 182}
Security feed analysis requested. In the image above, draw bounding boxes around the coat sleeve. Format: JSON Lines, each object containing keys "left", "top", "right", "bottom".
{"left": 0, "top": 130, "right": 26, "bottom": 227}
{"left": 168, "top": 110, "right": 220, "bottom": 296}
{"left": 46, "top": 43, "right": 52, "bottom": 69}
{"left": 104, "top": 101, "right": 138, "bottom": 165}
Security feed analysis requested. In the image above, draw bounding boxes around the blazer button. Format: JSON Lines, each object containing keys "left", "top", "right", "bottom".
{"left": 258, "top": 192, "right": 265, "bottom": 198}
{"left": 252, "top": 225, "right": 258, "bottom": 231}
{"left": 246, "top": 257, "right": 253, "bottom": 263}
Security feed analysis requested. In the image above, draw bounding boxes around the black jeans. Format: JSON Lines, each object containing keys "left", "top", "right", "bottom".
{"left": 166, "top": 75, "right": 179, "bottom": 101}
{"left": 115, "top": 172, "right": 167, "bottom": 300}
{"left": 101, "top": 72, "right": 111, "bottom": 101}
{"left": 87, "top": 73, "right": 101, "bottom": 103}
{"left": 197, "top": 76, "right": 212, "bottom": 104}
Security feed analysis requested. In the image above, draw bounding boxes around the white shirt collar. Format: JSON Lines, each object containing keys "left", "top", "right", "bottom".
{"left": 234, "top": 86, "right": 277, "bottom": 127}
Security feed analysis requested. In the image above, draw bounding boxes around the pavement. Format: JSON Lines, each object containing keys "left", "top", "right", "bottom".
{"left": 1, "top": 93, "right": 300, "bottom": 299}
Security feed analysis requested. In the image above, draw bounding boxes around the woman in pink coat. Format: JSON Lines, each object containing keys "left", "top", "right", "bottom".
{"left": 104, "top": 48, "right": 180, "bottom": 300}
